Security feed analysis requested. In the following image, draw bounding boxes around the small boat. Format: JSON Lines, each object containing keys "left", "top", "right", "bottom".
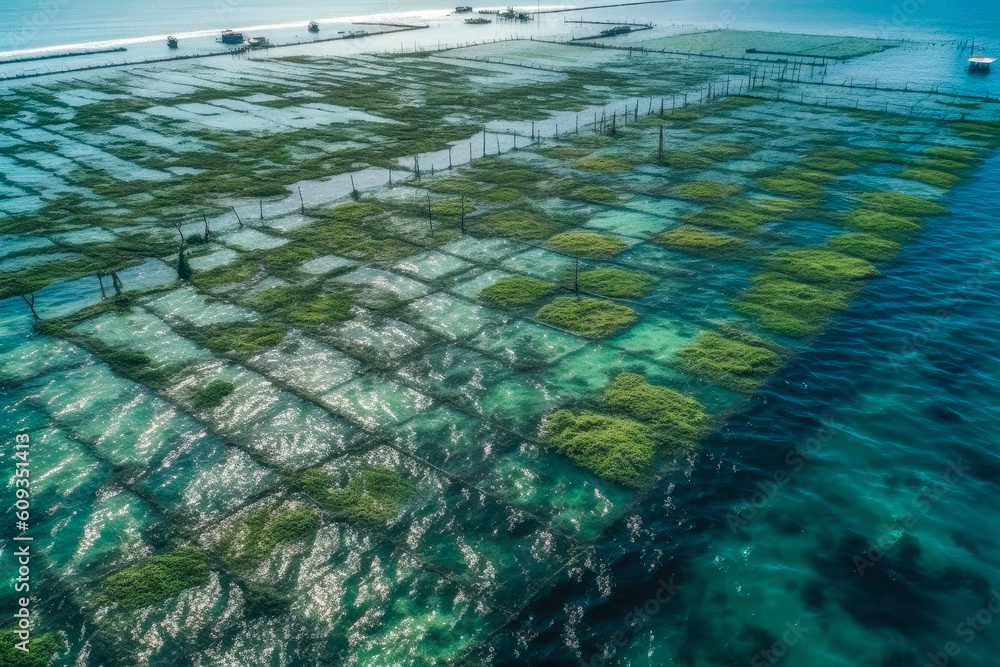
{"left": 167, "top": 36, "right": 178, "bottom": 48}
{"left": 247, "top": 36, "right": 268, "bottom": 48}
{"left": 308, "top": 20, "right": 320, "bottom": 33}
{"left": 465, "top": 17, "right": 491, "bottom": 24}
{"left": 968, "top": 55, "right": 996, "bottom": 72}
{"left": 455, "top": 6, "right": 473, "bottom": 12}
{"left": 220, "top": 30, "right": 244, "bottom": 45}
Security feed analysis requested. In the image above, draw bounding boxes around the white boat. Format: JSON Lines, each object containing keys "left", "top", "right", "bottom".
{"left": 968, "top": 55, "right": 996, "bottom": 72}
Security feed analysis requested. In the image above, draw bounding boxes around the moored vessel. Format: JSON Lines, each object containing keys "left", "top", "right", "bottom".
{"left": 220, "top": 30, "right": 244, "bottom": 44}
{"left": 968, "top": 55, "right": 996, "bottom": 72}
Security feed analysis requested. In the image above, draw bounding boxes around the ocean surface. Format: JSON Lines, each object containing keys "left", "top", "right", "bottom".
{"left": 1, "top": 1, "right": 999, "bottom": 666}
{"left": 492, "top": 155, "right": 1000, "bottom": 666}
{"left": 2, "top": 0, "right": 997, "bottom": 53}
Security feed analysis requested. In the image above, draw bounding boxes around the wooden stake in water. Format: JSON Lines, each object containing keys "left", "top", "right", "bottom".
{"left": 461, "top": 195, "right": 465, "bottom": 234}
{"left": 203, "top": 213, "right": 210, "bottom": 240}
{"left": 658, "top": 124, "right": 663, "bottom": 160}
{"left": 427, "top": 192, "right": 433, "bottom": 234}
{"left": 231, "top": 206, "right": 243, "bottom": 229}
{"left": 259, "top": 199, "right": 264, "bottom": 221}
{"left": 298, "top": 187, "right": 305, "bottom": 214}
{"left": 20, "top": 293, "right": 38, "bottom": 320}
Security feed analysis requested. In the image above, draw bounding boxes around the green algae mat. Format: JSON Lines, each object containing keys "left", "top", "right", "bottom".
{"left": 0, "top": 29, "right": 997, "bottom": 666}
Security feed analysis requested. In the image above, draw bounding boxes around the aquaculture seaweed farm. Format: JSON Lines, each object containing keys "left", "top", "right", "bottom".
{"left": 1, "top": 30, "right": 998, "bottom": 666}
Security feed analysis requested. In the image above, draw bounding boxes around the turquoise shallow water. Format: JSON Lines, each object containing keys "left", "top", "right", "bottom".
{"left": 1, "top": 1, "right": 999, "bottom": 665}
{"left": 482, "top": 153, "right": 1000, "bottom": 665}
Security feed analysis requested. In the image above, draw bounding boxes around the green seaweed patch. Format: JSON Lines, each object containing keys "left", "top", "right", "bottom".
{"left": 263, "top": 244, "right": 316, "bottom": 272}
{"left": 670, "top": 181, "right": 743, "bottom": 203}
{"left": 190, "top": 258, "right": 260, "bottom": 290}
{"left": 100, "top": 547, "right": 209, "bottom": 611}
{"left": 656, "top": 226, "right": 747, "bottom": 254}
{"left": 923, "top": 146, "right": 979, "bottom": 162}
{"left": 479, "top": 276, "right": 557, "bottom": 308}
{"left": 203, "top": 322, "right": 286, "bottom": 354}
{"left": 575, "top": 155, "right": 634, "bottom": 173}
{"left": 842, "top": 209, "right": 922, "bottom": 239}
{"left": 0, "top": 627, "right": 63, "bottom": 666}
{"left": 541, "top": 410, "right": 656, "bottom": 487}
{"left": 484, "top": 187, "right": 523, "bottom": 203}
{"left": 575, "top": 268, "right": 657, "bottom": 298}
{"left": 802, "top": 156, "right": 857, "bottom": 172}
{"left": 946, "top": 120, "right": 1000, "bottom": 145}
{"left": 320, "top": 201, "right": 384, "bottom": 222}
{"left": 734, "top": 274, "right": 851, "bottom": 337}
{"left": 676, "top": 330, "right": 782, "bottom": 392}
{"left": 431, "top": 199, "right": 476, "bottom": 217}
{"left": 191, "top": 379, "right": 235, "bottom": 409}
{"left": 916, "top": 158, "right": 972, "bottom": 174}
{"left": 758, "top": 177, "right": 825, "bottom": 200}
{"left": 859, "top": 191, "right": 948, "bottom": 216}
{"left": 812, "top": 147, "right": 902, "bottom": 164}
{"left": 828, "top": 233, "right": 901, "bottom": 262}
{"left": 569, "top": 185, "right": 622, "bottom": 205}
{"left": 682, "top": 205, "right": 773, "bottom": 233}
{"left": 256, "top": 285, "right": 354, "bottom": 325}
{"left": 425, "top": 178, "right": 482, "bottom": 196}
{"left": 298, "top": 467, "right": 413, "bottom": 524}
{"left": 296, "top": 214, "right": 415, "bottom": 261}
{"left": 85, "top": 340, "right": 170, "bottom": 386}
{"left": 548, "top": 231, "right": 628, "bottom": 259}
{"left": 219, "top": 505, "right": 320, "bottom": 570}
{"left": 603, "top": 373, "right": 708, "bottom": 447}
{"left": 485, "top": 210, "right": 556, "bottom": 240}
{"left": 769, "top": 249, "right": 877, "bottom": 283}
{"left": 775, "top": 168, "right": 837, "bottom": 184}
{"left": 468, "top": 166, "right": 542, "bottom": 185}
{"left": 536, "top": 297, "right": 637, "bottom": 338}
{"left": 898, "top": 168, "right": 961, "bottom": 189}
{"left": 662, "top": 152, "right": 712, "bottom": 169}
